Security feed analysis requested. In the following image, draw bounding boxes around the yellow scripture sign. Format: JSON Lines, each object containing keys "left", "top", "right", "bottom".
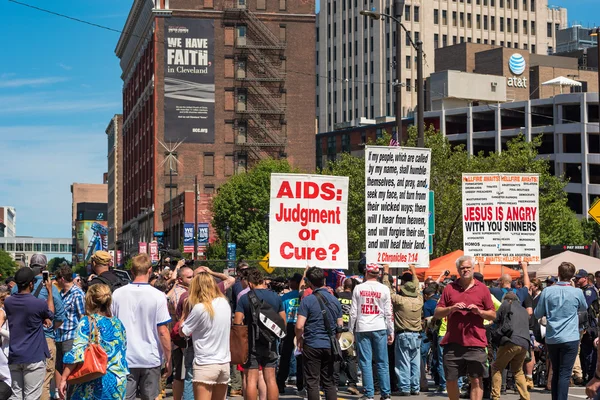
{"left": 259, "top": 253, "right": 275, "bottom": 274}
{"left": 589, "top": 199, "right": 600, "bottom": 225}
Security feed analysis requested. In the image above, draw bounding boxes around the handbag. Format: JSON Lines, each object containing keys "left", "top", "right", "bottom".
{"left": 67, "top": 316, "right": 108, "bottom": 385}
{"left": 314, "top": 291, "right": 343, "bottom": 362}
{"left": 230, "top": 324, "right": 249, "bottom": 365}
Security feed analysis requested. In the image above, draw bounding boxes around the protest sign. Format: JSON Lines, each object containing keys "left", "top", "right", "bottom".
{"left": 462, "top": 173, "right": 540, "bottom": 264}
{"left": 365, "top": 146, "right": 431, "bottom": 267}
{"left": 269, "top": 173, "right": 348, "bottom": 269}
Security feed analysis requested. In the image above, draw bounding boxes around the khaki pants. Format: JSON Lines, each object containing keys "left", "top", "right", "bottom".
{"left": 572, "top": 332, "right": 583, "bottom": 379}
{"left": 41, "top": 338, "right": 55, "bottom": 400}
{"left": 491, "top": 343, "right": 529, "bottom": 400}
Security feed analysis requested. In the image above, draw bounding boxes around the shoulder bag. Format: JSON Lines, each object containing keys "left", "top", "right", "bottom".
{"left": 314, "top": 291, "right": 343, "bottom": 362}
{"left": 230, "top": 324, "right": 249, "bottom": 365}
{"left": 67, "top": 316, "right": 108, "bottom": 385}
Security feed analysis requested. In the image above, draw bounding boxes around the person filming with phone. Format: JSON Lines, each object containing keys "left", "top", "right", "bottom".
{"left": 434, "top": 256, "right": 496, "bottom": 400}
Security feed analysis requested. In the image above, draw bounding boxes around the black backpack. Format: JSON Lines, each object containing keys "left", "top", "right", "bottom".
{"left": 95, "top": 273, "right": 129, "bottom": 293}
{"left": 491, "top": 301, "right": 513, "bottom": 346}
{"left": 248, "top": 290, "right": 286, "bottom": 349}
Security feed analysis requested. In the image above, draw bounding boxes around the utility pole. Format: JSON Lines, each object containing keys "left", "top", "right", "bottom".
{"left": 417, "top": 40, "right": 425, "bottom": 147}
{"left": 394, "top": 0, "right": 405, "bottom": 143}
{"left": 194, "top": 174, "right": 198, "bottom": 261}
{"left": 159, "top": 140, "right": 184, "bottom": 250}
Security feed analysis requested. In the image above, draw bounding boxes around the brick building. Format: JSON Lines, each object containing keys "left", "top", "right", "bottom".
{"left": 106, "top": 115, "right": 123, "bottom": 251}
{"left": 115, "top": 0, "right": 316, "bottom": 256}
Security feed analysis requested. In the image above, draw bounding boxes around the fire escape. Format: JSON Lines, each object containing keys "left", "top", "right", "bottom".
{"left": 223, "top": 1, "right": 287, "bottom": 168}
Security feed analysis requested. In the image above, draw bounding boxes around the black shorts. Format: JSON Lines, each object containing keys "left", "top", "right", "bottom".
{"left": 243, "top": 342, "right": 278, "bottom": 370}
{"left": 443, "top": 344, "right": 487, "bottom": 381}
{"left": 172, "top": 347, "right": 185, "bottom": 380}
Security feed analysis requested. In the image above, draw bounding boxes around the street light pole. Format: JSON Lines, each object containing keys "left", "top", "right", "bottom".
{"left": 361, "top": 5, "right": 425, "bottom": 148}
{"left": 591, "top": 28, "right": 600, "bottom": 133}
{"left": 394, "top": 0, "right": 405, "bottom": 143}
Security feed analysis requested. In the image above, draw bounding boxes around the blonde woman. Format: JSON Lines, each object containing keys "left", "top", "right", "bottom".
{"left": 181, "top": 273, "right": 231, "bottom": 400}
{"left": 59, "top": 284, "right": 128, "bottom": 400}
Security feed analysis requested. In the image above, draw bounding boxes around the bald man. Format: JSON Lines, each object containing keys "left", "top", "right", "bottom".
{"left": 489, "top": 263, "right": 531, "bottom": 315}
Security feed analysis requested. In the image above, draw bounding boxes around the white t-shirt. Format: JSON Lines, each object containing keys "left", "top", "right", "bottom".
{"left": 111, "top": 283, "right": 171, "bottom": 368}
{"left": 181, "top": 297, "right": 231, "bottom": 366}
{"left": 349, "top": 280, "right": 394, "bottom": 335}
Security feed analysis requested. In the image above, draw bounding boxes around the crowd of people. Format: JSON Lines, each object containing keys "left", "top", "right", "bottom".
{"left": 1, "top": 250, "right": 600, "bottom": 400}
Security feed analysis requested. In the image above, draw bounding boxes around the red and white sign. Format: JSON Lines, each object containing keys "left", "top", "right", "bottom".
{"left": 149, "top": 241, "right": 159, "bottom": 263}
{"left": 462, "top": 173, "right": 540, "bottom": 264}
{"left": 138, "top": 242, "right": 148, "bottom": 255}
{"left": 269, "top": 174, "right": 349, "bottom": 269}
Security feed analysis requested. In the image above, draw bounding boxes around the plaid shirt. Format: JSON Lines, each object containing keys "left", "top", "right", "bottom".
{"left": 55, "top": 284, "right": 86, "bottom": 343}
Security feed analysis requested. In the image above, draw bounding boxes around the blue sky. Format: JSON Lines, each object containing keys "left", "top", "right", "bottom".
{"left": 0, "top": 0, "right": 597, "bottom": 239}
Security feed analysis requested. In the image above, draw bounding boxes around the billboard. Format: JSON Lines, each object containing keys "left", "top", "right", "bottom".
{"left": 76, "top": 221, "right": 108, "bottom": 263}
{"left": 164, "top": 18, "right": 215, "bottom": 143}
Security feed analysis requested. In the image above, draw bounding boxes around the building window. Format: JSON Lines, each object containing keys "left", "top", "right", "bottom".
{"left": 532, "top": 44, "right": 536, "bottom": 53}
{"left": 452, "top": 11, "right": 457, "bottom": 26}
{"left": 523, "top": 20, "right": 528, "bottom": 34}
{"left": 434, "top": 33, "right": 439, "bottom": 48}
{"left": 514, "top": 19, "right": 518, "bottom": 33}
{"left": 460, "top": 12, "right": 464, "bottom": 28}
{"left": 406, "top": 31, "right": 411, "bottom": 46}
{"left": 453, "top": 35, "right": 457, "bottom": 45}
{"left": 531, "top": 21, "right": 536, "bottom": 35}
{"left": 414, "top": 6, "right": 419, "bottom": 22}
{"left": 484, "top": 15, "right": 488, "bottom": 30}
{"left": 203, "top": 153, "right": 214, "bottom": 176}
{"left": 342, "top": 134, "right": 351, "bottom": 152}
{"left": 443, "top": 34, "right": 447, "bottom": 47}
{"left": 204, "top": 185, "right": 215, "bottom": 194}
{"left": 476, "top": 14, "right": 481, "bottom": 29}
{"left": 500, "top": 17, "right": 504, "bottom": 32}
{"left": 467, "top": 13, "right": 472, "bottom": 28}
{"left": 405, "top": 5, "right": 410, "bottom": 21}
{"left": 434, "top": 9, "right": 439, "bottom": 24}
{"left": 406, "top": 79, "right": 411, "bottom": 91}
{"left": 523, "top": 0, "right": 527, "bottom": 10}
{"left": 442, "top": 10, "right": 447, "bottom": 25}
{"left": 491, "top": 16, "right": 495, "bottom": 31}
{"left": 531, "top": 0, "right": 535, "bottom": 11}
{"left": 507, "top": 18, "right": 511, "bottom": 33}
{"left": 406, "top": 55, "right": 411, "bottom": 69}
{"left": 547, "top": 22, "right": 552, "bottom": 37}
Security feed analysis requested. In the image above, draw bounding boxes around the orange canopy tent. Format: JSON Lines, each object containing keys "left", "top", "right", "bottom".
{"left": 416, "top": 250, "right": 521, "bottom": 282}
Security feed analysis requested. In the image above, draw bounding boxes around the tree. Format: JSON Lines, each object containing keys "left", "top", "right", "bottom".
{"left": 48, "top": 257, "right": 69, "bottom": 272}
{"left": 0, "top": 250, "right": 17, "bottom": 279}
{"left": 211, "top": 159, "right": 297, "bottom": 260}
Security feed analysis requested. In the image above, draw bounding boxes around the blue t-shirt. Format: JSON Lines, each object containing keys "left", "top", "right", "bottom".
{"left": 490, "top": 286, "right": 528, "bottom": 305}
{"left": 236, "top": 288, "right": 284, "bottom": 323}
{"left": 281, "top": 290, "right": 300, "bottom": 324}
{"left": 298, "top": 288, "right": 342, "bottom": 349}
{"left": 11, "top": 276, "right": 65, "bottom": 339}
{"left": 423, "top": 298, "right": 437, "bottom": 318}
{"left": 5, "top": 293, "right": 54, "bottom": 364}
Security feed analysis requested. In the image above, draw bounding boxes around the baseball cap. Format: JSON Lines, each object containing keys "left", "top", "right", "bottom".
{"left": 289, "top": 273, "right": 303, "bottom": 284}
{"left": 91, "top": 251, "right": 112, "bottom": 265}
{"left": 473, "top": 272, "right": 485, "bottom": 283}
{"left": 14, "top": 267, "right": 35, "bottom": 286}
{"left": 29, "top": 254, "right": 47, "bottom": 267}
{"left": 575, "top": 269, "right": 588, "bottom": 279}
{"left": 401, "top": 272, "right": 413, "bottom": 282}
{"left": 546, "top": 276, "right": 557, "bottom": 284}
{"left": 366, "top": 263, "right": 380, "bottom": 274}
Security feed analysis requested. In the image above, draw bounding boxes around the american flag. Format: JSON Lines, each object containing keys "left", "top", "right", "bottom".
{"left": 389, "top": 129, "right": 400, "bottom": 146}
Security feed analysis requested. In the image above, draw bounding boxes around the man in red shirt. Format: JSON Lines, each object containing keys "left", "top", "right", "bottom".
{"left": 434, "top": 256, "right": 496, "bottom": 400}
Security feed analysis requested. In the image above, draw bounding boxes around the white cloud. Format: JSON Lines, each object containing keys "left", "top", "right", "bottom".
{"left": 0, "top": 77, "right": 68, "bottom": 88}
{"left": 57, "top": 63, "right": 72, "bottom": 71}
{"left": 0, "top": 93, "right": 119, "bottom": 114}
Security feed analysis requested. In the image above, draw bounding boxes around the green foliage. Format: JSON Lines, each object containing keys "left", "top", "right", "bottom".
{"left": 0, "top": 250, "right": 17, "bottom": 279}
{"left": 47, "top": 257, "right": 69, "bottom": 272}
{"left": 211, "top": 159, "right": 297, "bottom": 259}
{"left": 582, "top": 218, "right": 600, "bottom": 244}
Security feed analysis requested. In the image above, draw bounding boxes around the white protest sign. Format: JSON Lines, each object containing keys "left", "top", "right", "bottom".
{"left": 462, "top": 173, "right": 540, "bottom": 264}
{"left": 365, "top": 146, "right": 431, "bottom": 267}
{"left": 269, "top": 173, "right": 349, "bottom": 269}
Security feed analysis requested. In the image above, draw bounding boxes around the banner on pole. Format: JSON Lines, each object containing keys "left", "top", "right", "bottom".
{"left": 138, "top": 242, "right": 147, "bottom": 255}
{"left": 365, "top": 146, "right": 431, "bottom": 267}
{"left": 462, "top": 173, "right": 540, "bottom": 264}
{"left": 149, "top": 241, "right": 159, "bottom": 263}
{"left": 269, "top": 174, "right": 349, "bottom": 269}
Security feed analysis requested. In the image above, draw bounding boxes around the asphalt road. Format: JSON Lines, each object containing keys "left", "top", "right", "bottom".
{"left": 158, "top": 384, "right": 584, "bottom": 399}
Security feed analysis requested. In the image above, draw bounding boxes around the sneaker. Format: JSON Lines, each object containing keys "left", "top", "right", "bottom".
{"left": 348, "top": 386, "right": 361, "bottom": 395}
{"left": 410, "top": 391, "right": 420, "bottom": 395}
{"left": 297, "top": 389, "right": 307, "bottom": 397}
{"left": 380, "top": 396, "right": 391, "bottom": 400}
{"left": 436, "top": 386, "right": 447, "bottom": 394}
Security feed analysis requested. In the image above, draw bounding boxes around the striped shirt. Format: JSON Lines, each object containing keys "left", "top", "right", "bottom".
{"left": 55, "top": 285, "right": 86, "bottom": 343}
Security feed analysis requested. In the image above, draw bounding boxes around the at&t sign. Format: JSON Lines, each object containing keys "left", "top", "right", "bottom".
{"left": 507, "top": 53, "right": 528, "bottom": 88}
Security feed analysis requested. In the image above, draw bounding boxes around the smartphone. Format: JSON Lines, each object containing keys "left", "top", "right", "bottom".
{"left": 42, "top": 271, "right": 49, "bottom": 283}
